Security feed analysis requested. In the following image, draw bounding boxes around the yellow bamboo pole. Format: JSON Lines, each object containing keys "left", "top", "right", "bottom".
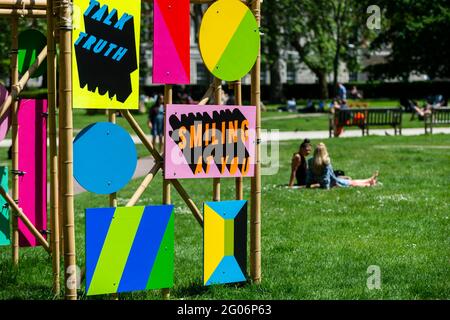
{"left": 108, "top": 110, "right": 119, "bottom": 300}
{"left": 213, "top": 78, "right": 221, "bottom": 202}
{"left": 234, "top": 80, "right": 244, "bottom": 200}
{"left": 126, "top": 163, "right": 162, "bottom": 207}
{"left": 47, "top": 0, "right": 60, "bottom": 296}
{"left": 162, "top": 85, "right": 172, "bottom": 300}
{"left": 0, "top": 187, "right": 51, "bottom": 252}
{"left": 108, "top": 110, "right": 118, "bottom": 208}
{"left": 58, "top": 0, "right": 77, "bottom": 300}
{"left": 250, "top": 0, "right": 261, "bottom": 284}
{"left": 10, "top": 16, "right": 19, "bottom": 267}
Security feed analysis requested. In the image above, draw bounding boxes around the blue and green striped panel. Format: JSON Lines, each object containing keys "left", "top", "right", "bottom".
{"left": 0, "top": 166, "right": 9, "bottom": 246}
{"left": 85, "top": 205, "right": 174, "bottom": 296}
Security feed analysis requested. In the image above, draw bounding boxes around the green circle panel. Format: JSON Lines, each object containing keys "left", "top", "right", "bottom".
{"left": 199, "top": 0, "right": 260, "bottom": 82}
{"left": 18, "top": 29, "right": 47, "bottom": 78}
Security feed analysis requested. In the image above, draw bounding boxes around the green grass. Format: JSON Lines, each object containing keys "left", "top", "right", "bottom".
{"left": 1, "top": 134, "right": 449, "bottom": 299}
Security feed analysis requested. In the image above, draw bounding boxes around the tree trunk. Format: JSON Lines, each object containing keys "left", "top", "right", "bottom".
{"left": 269, "top": 59, "right": 283, "bottom": 102}
{"left": 317, "top": 71, "right": 329, "bottom": 100}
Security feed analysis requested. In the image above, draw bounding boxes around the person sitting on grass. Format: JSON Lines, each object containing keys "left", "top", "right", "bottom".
{"left": 288, "top": 139, "right": 312, "bottom": 188}
{"left": 307, "top": 143, "right": 378, "bottom": 189}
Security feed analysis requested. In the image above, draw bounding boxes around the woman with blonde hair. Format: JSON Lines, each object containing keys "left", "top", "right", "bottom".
{"left": 307, "top": 143, "right": 378, "bottom": 189}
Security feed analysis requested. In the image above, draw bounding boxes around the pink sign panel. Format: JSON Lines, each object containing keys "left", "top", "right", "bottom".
{"left": 152, "top": 0, "right": 190, "bottom": 84}
{"left": 0, "top": 85, "right": 11, "bottom": 141}
{"left": 165, "top": 104, "right": 256, "bottom": 179}
{"left": 18, "top": 99, "right": 47, "bottom": 247}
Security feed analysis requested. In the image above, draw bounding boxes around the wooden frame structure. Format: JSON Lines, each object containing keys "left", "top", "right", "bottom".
{"left": 0, "top": 0, "right": 261, "bottom": 300}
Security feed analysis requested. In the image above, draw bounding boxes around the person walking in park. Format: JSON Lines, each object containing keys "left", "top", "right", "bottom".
{"left": 307, "top": 143, "right": 378, "bottom": 189}
{"left": 288, "top": 139, "right": 313, "bottom": 188}
{"left": 148, "top": 94, "right": 165, "bottom": 153}
{"left": 338, "top": 82, "right": 347, "bottom": 100}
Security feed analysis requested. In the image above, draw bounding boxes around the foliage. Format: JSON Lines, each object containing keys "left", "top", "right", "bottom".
{"left": 367, "top": 0, "right": 450, "bottom": 80}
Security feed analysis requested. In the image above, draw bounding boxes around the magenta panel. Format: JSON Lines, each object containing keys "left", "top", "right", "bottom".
{"left": 18, "top": 99, "right": 47, "bottom": 247}
{"left": 164, "top": 104, "right": 256, "bottom": 179}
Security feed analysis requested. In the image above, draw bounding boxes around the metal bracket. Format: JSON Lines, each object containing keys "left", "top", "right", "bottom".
{"left": 11, "top": 170, "right": 26, "bottom": 176}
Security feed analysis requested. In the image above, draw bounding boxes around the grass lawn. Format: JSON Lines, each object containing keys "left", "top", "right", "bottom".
{"left": 0, "top": 134, "right": 449, "bottom": 300}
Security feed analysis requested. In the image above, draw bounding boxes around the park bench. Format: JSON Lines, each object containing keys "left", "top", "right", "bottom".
{"left": 424, "top": 107, "right": 450, "bottom": 134}
{"left": 329, "top": 107, "right": 403, "bottom": 137}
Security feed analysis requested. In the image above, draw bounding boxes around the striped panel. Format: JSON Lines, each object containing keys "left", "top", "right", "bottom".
{"left": 204, "top": 200, "right": 247, "bottom": 285}
{"left": 86, "top": 205, "right": 174, "bottom": 296}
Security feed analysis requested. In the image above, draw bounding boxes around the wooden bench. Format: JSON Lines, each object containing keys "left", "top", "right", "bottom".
{"left": 329, "top": 107, "right": 403, "bottom": 137}
{"left": 424, "top": 107, "right": 450, "bottom": 134}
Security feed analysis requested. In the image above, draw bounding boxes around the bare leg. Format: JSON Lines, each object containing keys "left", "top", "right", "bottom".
{"left": 159, "top": 135, "right": 164, "bottom": 153}
{"left": 152, "top": 135, "right": 157, "bottom": 151}
{"left": 349, "top": 171, "right": 378, "bottom": 187}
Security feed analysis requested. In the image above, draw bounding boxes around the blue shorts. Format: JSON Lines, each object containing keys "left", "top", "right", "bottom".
{"left": 151, "top": 116, "right": 164, "bottom": 136}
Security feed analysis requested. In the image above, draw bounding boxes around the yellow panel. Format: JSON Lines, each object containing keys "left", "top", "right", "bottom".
{"left": 72, "top": 0, "right": 140, "bottom": 109}
{"left": 199, "top": 0, "right": 248, "bottom": 72}
{"left": 204, "top": 204, "right": 225, "bottom": 284}
{"left": 224, "top": 219, "right": 234, "bottom": 256}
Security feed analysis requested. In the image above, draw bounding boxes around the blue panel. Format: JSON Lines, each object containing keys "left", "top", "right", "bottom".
{"left": 85, "top": 207, "right": 116, "bottom": 291}
{"left": 204, "top": 200, "right": 247, "bottom": 220}
{"left": 74, "top": 122, "right": 137, "bottom": 194}
{"left": 117, "top": 205, "right": 174, "bottom": 293}
{"left": 0, "top": 166, "right": 9, "bottom": 246}
{"left": 206, "top": 256, "right": 246, "bottom": 286}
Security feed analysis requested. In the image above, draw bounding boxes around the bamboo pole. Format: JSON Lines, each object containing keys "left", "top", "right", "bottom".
{"left": 126, "top": 163, "right": 162, "bottom": 207}
{"left": 235, "top": 80, "right": 243, "bottom": 200}
{"left": 58, "top": 0, "right": 77, "bottom": 300}
{"left": 0, "top": 187, "right": 51, "bottom": 252}
{"left": 0, "top": 0, "right": 47, "bottom": 8}
{"left": 121, "top": 109, "right": 203, "bottom": 226}
{"left": 108, "top": 110, "right": 118, "bottom": 208}
{"left": 10, "top": 16, "right": 19, "bottom": 266}
{"left": 0, "top": 8, "right": 47, "bottom": 17}
{"left": 213, "top": 78, "right": 221, "bottom": 202}
{"left": 0, "top": 46, "right": 48, "bottom": 119}
{"left": 250, "top": 0, "right": 261, "bottom": 284}
{"left": 108, "top": 110, "right": 119, "bottom": 300}
{"left": 47, "top": 0, "right": 60, "bottom": 296}
{"left": 162, "top": 85, "right": 172, "bottom": 300}
{"left": 171, "top": 180, "right": 203, "bottom": 227}
{"left": 121, "top": 110, "right": 163, "bottom": 162}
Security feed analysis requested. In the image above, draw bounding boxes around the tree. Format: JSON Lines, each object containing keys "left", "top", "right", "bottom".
{"left": 367, "top": 0, "right": 450, "bottom": 80}
{"left": 261, "top": 0, "right": 283, "bottom": 102}
{"left": 280, "top": 0, "right": 363, "bottom": 99}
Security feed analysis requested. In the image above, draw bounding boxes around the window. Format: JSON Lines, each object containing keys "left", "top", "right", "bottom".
{"left": 286, "top": 61, "right": 296, "bottom": 84}
{"left": 196, "top": 63, "right": 209, "bottom": 85}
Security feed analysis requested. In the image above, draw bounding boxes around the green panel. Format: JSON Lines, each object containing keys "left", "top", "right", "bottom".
{"left": 0, "top": 166, "right": 9, "bottom": 246}
{"left": 146, "top": 213, "right": 174, "bottom": 290}
{"left": 18, "top": 29, "right": 47, "bottom": 78}
{"left": 87, "top": 206, "right": 143, "bottom": 295}
{"left": 213, "top": 10, "right": 259, "bottom": 81}
{"left": 224, "top": 219, "right": 234, "bottom": 256}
